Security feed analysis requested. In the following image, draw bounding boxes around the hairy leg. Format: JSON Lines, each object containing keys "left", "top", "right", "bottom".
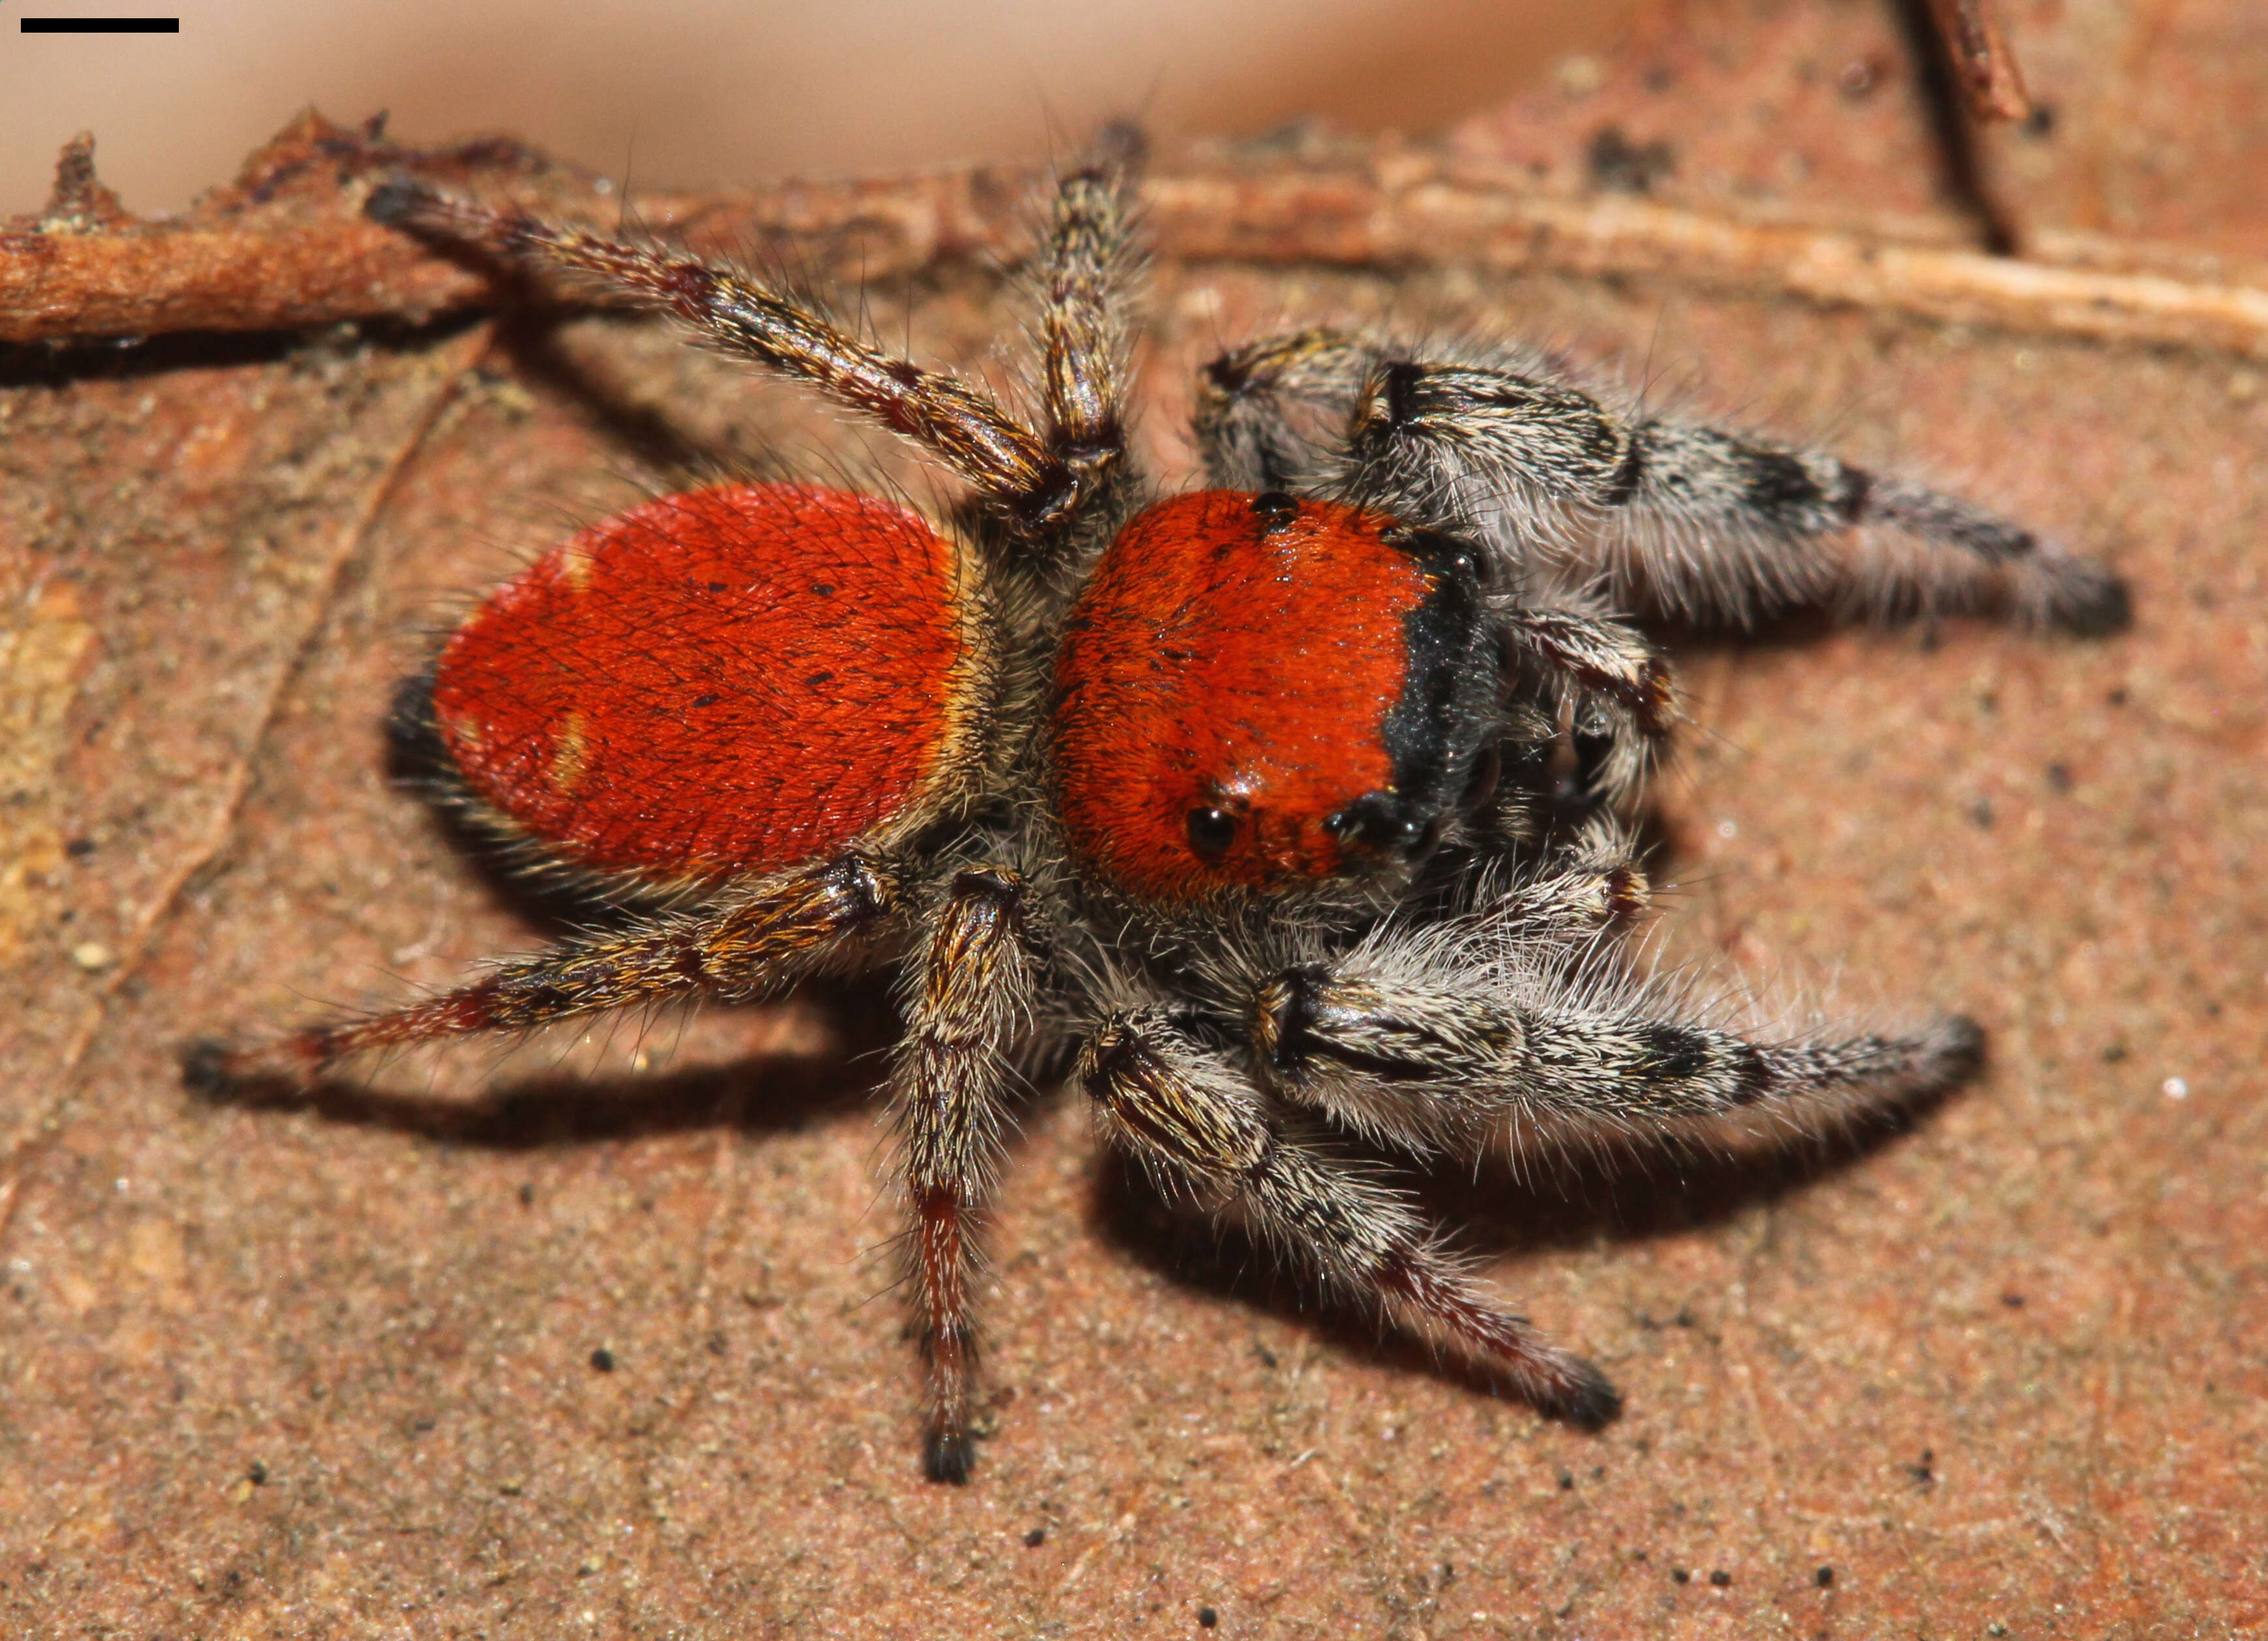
{"left": 1193, "top": 328, "right": 1371, "bottom": 493}
{"left": 366, "top": 181, "right": 1080, "bottom": 528}
{"left": 1033, "top": 130, "right": 1145, "bottom": 502}
{"left": 1077, "top": 1006, "right": 1619, "bottom": 1427}
{"left": 1250, "top": 926, "right": 1983, "bottom": 1157}
{"left": 1448, "top": 813, "right": 1654, "bottom": 940}
{"left": 1197, "top": 329, "right": 2128, "bottom": 634}
{"left": 889, "top": 867, "right": 1037, "bottom": 1482}
{"left": 185, "top": 854, "right": 898, "bottom": 1086}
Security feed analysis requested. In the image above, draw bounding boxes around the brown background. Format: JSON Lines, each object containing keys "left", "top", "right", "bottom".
{"left": 1, "top": 0, "right": 1628, "bottom": 220}
{"left": 4, "top": 1, "right": 2265, "bottom": 1635}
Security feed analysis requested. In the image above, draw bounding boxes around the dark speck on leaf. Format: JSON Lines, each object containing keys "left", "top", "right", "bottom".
{"left": 1816, "top": 1565, "right": 1835, "bottom": 1587}
{"left": 810, "top": 583, "right": 836, "bottom": 597}
{"left": 1197, "top": 1608, "right": 1218, "bottom": 1629}
{"left": 805, "top": 671, "right": 835, "bottom": 687}
{"left": 1672, "top": 1569, "right": 1691, "bottom": 1585}
{"left": 1710, "top": 1570, "right": 1731, "bottom": 1587}
{"left": 1024, "top": 1527, "right": 1045, "bottom": 1548}
{"left": 590, "top": 1347, "right": 616, "bottom": 1373}
{"left": 692, "top": 693, "right": 720, "bottom": 708}
{"left": 1588, "top": 125, "right": 1677, "bottom": 193}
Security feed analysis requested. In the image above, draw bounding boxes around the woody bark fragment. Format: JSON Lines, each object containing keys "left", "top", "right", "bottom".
{"left": 5, "top": 112, "right": 2267, "bottom": 360}
{"left": 1924, "top": 0, "right": 2033, "bottom": 123}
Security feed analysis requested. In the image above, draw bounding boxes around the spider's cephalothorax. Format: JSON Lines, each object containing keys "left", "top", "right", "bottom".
{"left": 190, "top": 145, "right": 2126, "bottom": 1483}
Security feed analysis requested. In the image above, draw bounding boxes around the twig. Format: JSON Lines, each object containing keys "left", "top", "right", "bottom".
{"left": 1923, "top": 0, "right": 2034, "bottom": 123}
{"left": 7, "top": 114, "right": 2266, "bottom": 362}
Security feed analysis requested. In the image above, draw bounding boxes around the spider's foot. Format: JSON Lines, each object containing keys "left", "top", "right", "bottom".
{"left": 1923, "top": 1013, "right": 1989, "bottom": 1085}
{"left": 179, "top": 1034, "right": 327, "bottom": 1099}
{"left": 2042, "top": 560, "right": 2132, "bottom": 638}
{"left": 1537, "top": 1354, "right": 1623, "bottom": 1433}
{"left": 924, "top": 1427, "right": 976, "bottom": 1485}
{"left": 178, "top": 1037, "right": 236, "bottom": 1096}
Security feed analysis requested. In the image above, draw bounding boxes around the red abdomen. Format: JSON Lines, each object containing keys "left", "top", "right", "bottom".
{"left": 1052, "top": 490, "right": 1495, "bottom": 903}
{"left": 433, "top": 484, "right": 983, "bottom": 883}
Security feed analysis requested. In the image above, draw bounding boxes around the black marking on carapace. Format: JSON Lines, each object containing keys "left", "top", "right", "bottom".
{"left": 1347, "top": 524, "right": 1500, "bottom": 866}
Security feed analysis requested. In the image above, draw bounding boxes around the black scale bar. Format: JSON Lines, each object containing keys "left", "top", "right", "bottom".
{"left": 21, "top": 17, "right": 182, "bottom": 29}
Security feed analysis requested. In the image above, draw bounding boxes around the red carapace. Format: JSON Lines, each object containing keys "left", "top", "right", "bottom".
{"left": 1055, "top": 489, "right": 1498, "bottom": 902}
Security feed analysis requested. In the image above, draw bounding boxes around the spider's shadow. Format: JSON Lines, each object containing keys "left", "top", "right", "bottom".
{"left": 203, "top": 967, "right": 1953, "bottom": 1420}
{"left": 1091, "top": 1077, "right": 1958, "bottom": 1405}
{"left": 199, "top": 974, "right": 901, "bottom": 1150}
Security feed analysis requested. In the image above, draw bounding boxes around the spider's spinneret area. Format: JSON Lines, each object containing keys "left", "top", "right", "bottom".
{"left": 1054, "top": 489, "right": 1501, "bottom": 901}
{"left": 431, "top": 482, "right": 988, "bottom": 884}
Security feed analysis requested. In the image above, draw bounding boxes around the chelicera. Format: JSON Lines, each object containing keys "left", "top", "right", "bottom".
{"left": 189, "top": 138, "right": 2126, "bottom": 1483}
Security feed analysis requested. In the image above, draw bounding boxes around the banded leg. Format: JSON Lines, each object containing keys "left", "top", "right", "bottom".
{"left": 1252, "top": 933, "right": 1984, "bottom": 1157}
{"left": 366, "top": 181, "right": 1079, "bottom": 528}
{"left": 185, "top": 855, "right": 899, "bottom": 1087}
{"left": 1078, "top": 1008, "right": 1618, "bottom": 1427}
{"left": 890, "top": 868, "right": 1036, "bottom": 1482}
{"left": 1034, "top": 129, "right": 1144, "bottom": 501}
{"left": 1199, "top": 330, "right": 2128, "bottom": 634}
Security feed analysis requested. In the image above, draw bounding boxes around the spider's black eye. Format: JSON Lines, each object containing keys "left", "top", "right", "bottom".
{"left": 1250, "top": 491, "right": 1299, "bottom": 529}
{"left": 1186, "top": 806, "right": 1238, "bottom": 858}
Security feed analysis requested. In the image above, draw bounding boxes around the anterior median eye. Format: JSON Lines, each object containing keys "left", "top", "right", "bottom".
{"left": 1185, "top": 806, "right": 1237, "bottom": 858}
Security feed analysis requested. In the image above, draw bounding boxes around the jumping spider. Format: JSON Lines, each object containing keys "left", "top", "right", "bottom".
{"left": 189, "top": 140, "right": 2126, "bottom": 1483}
